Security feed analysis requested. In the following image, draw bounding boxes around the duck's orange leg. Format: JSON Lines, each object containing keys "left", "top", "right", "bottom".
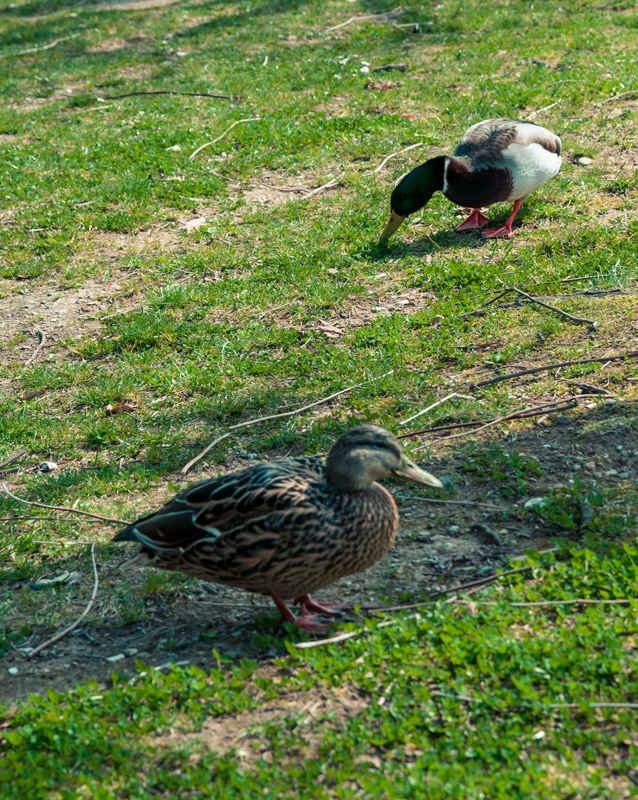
{"left": 294, "top": 594, "right": 349, "bottom": 616}
{"left": 456, "top": 208, "right": 489, "bottom": 232}
{"left": 270, "top": 593, "right": 330, "bottom": 633}
{"left": 481, "top": 200, "right": 522, "bottom": 239}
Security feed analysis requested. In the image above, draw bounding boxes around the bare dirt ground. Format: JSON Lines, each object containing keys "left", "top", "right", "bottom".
{"left": 2, "top": 398, "right": 636, "bottom": 707}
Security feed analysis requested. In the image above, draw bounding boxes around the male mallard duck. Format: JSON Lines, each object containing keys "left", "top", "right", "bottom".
{"left": 113, "top": 424, "right": 442, "bottom": 632}
{"left": 380, "top": 118, "right": 561, "bottom": 242}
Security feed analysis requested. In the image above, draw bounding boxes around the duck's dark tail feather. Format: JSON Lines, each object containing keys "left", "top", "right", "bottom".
{"left": 113, "top": 525, "right": 140, "bottom": 542}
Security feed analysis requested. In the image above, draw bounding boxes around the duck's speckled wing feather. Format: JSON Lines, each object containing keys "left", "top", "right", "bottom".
{"left": 114, "top": 457, "right": 325, "bottom": 549}
{"left": 114, "top": 456, "right": 399, "bottom": 598}
{"left": 454, "top": 118, "right": 561, "bottom": 160}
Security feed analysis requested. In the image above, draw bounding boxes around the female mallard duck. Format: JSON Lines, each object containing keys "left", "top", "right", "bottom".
{"left": 380, "top": 118, "right": 561, "bottom": 242}
{"left": 114, "top": 425, "right": 441, "bottom": 632}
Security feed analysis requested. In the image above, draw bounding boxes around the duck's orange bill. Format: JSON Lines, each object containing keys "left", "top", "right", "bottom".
{"left": 379, "top": 210, "right": 406, "bottom": 243}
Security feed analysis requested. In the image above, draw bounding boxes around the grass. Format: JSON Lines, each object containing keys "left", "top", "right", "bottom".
{"left": 1, "top": 0, "right": 638, "bottom": 795}
{"left": 1, "top": 543, "right": 638, "bottom": 798}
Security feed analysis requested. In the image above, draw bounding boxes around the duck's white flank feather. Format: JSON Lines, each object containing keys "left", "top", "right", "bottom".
{"left": 505, "top": 142, "right": 561, "bottom": 201}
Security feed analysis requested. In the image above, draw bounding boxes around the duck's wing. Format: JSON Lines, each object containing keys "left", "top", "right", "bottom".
{"left": 454, "top": 118, "right": 561, "bottom": 161}
{"left": 113, "top": 457, "right": 325, "bottom": 553}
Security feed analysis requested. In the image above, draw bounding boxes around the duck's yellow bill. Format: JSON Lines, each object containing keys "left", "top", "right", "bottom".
{"left": 379, "top": 210, "right": 406, "bottom": 243}
{"left": 393, "top": 462, "right": 443, "bottom": 489}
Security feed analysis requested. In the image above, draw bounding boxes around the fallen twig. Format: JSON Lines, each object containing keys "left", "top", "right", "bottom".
{"left": 399, "top": 392, "right": 474, "bottom": 426}
{"left": 467, "top": 275, "right": 605, "bottom": 304}
{"left": 295, "top": 630, "right": 359, "bottom": 648}
{"left": 0, "top": 33, "right": 80, "bottom": 59}
{"left": 180, "top": 371, "right": 394, "bottom": 475}
{"left": 363, "top": 564, "right": 544, "bottom": 613}
{"left": 102, "top": 90, "right": 240, "bottom": 102}
{"left": 372, "top": 64, "right": 408, "bottom": 72}
{"left": 413, "top": 399, "right": 580, "bottom": 449}
{"left": 295, "top": 618, "right": 398, "bottom": 649}
{"left": 594, "top": 89, "right": 638, "bottom": 107}
{"left": 510, "top": 287, "right": 596, "bottom": 325}
{"left": 370, "top": 141, "right": 423, "bottom": 175}
{"left": 526, "top": 101, "right": 560, "bottom": 120}
{"left": 548, "top": 702, "right": 638, "bottom": 710}
{"left": 24, "top": 328, "right": 46, "bottom": 367}
{"left": 472, "top": 351, "right": 638, "bottom": 389}
{"left": 300, "top": 178, "right": 340, "bottom": 201}
{"left": 296, "top": 565, "right": 545, "bottom": 648}
{"left": 565, "top": 380, "right": 613, "bottom": 395}
{"left": 326, "top": 6, "right": 404, "bottom": 33}
{"left": 26, "top": 544, "right": 99, "bottom": 660}
{"left": 409, "top": 498, "right": 509, "bottom": 510}
{"left": 398, "top": 419, "right": 485, "bottom": 439}
{"left": 398, "top": 400, "right": 579, "bottom": 441}
{"left": 461, "top": 286, "right": 596, "bottom": 324}
{"left": 189, "top": 117, "right": 261, "bottom": 160}
{"left": 2, "top": 483, "right": 128, "bottom": 525}
{"left": 0, "top": 450, "right": 28, "bottom": 470}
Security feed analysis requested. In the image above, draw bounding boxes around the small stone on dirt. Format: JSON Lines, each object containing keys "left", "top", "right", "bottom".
{"left": 8, "top": 668, "right": 18, "bottom": 676}
{"left": 106, "top": 653, "right": 126, "bottom": 663}
{"left": 556, "top": 416, "right": 570, "bottom": 425}
{"left": 618, "top": 472, "right": 630, "bottom": 479}
{"left": 524, "top": 497, "right": 547, "bottom": 510}
{"left": 577, "top": 156, "right": 592, "bottom": 166}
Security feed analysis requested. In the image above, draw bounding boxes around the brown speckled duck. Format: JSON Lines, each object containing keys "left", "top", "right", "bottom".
{"left": 113, "top": 425, "right": 442, "bottom": 632}
{"left": 380, "top": 118, "right": 561, "bottom": 241}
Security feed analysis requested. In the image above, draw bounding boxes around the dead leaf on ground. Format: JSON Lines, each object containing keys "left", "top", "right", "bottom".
{"left": 184, "top": 217, "right": 208, "bottom": 233}
{"left": 315, "top": 320, "right": 345, "bottom": 338}
{"left": 23, "top": 389, "right": 47, "bottom": 400}
{"left": 365, "top": 81, "right": 402, "bottom": 91}
{"left": 105, "top": 403, "right": 136, "bottom": 415}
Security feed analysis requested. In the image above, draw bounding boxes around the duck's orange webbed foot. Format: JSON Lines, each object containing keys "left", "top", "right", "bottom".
{"left": 481, "top": 200, "right": 522, "bottom": 239}
{"left": 271, "top": 593, "right": 333, "bottom": 633}
{"left": 294, "top": 594, "right": 349, "bottom": 617}
{"left": 456, "top": 208, "right": 489, "bottom": 232}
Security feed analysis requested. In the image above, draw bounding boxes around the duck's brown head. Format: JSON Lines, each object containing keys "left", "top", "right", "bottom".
{"left": 325, "top": 424, "right": 442, "bottom": 491}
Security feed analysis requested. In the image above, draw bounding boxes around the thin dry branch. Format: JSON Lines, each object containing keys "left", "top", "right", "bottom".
{"left": 296, "top": 564, "right": 548, "bottom": 648}
{"left": 370, "top": 141, "right": 423, "bottom": 175}
{"left": 300, "top": 178, "right": 340, "bottom": 201}
{"left": 103, "top": 90, "right": 239, "bottom": 101}
{"left": 397, "top": 419, "right": 484, "bottom": 439}
{"left": 2, "top": 483, "right": 128, "bottom": 525}
{"left": 409, "top": 497, "right": 510, "bottom": 510}
{"left": 461, "top": 286, "right": 596, "bottom": 324}
{"left": 472, "top": 351, "right": 638, "bottom": 389}
{"left": 24, "top": 328, "right": 46, "bottom": 367}
{"left": 594, "top": 89, "right": 638, "bottom": 106}
{"left": 26, "top": 544, "right": 99, "bottom": 660}
{"left": 402, "top": 400, "right": 579, "bottom": 442}
{"left": 549, "top": 702, "right": 638, "bottom": 710}
{"left": 189, "top": 117, "right": 261, "bottom": 160}
{"left": 0, "top": 33, "right": 80, "bottom": 59}
{"left": 362, "top": 564, "right": 545, "bottom": 613}
{"left": 325, "top": 6, "right": 404, "bottom": 33}
{"left": 372, "top": 64, "right": 408, "bottom": 73}
{"left": 0, "top": 450, "right": 28, "bottom": 470}
{"left": 510, "top": 287, "right": 596, "bottom": 325}
{"left": 399, "top": 392, "right": 474, "bottom": 426}
{"left": 526, "top": 101, "right": 560, "bottom": 120}
{"left": 412, "top": 399, "right": 579, "bottom": 449}
{"left": 180, "top": 372, "right": 394, "bottom": 475}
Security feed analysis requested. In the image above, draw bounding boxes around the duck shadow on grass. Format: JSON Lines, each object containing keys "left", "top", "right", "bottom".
{"left": 2, "top": 400, "right": 636, "bottom": 704}
{"left": 364, "top": 217, "right": 535, "bottom": 263}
